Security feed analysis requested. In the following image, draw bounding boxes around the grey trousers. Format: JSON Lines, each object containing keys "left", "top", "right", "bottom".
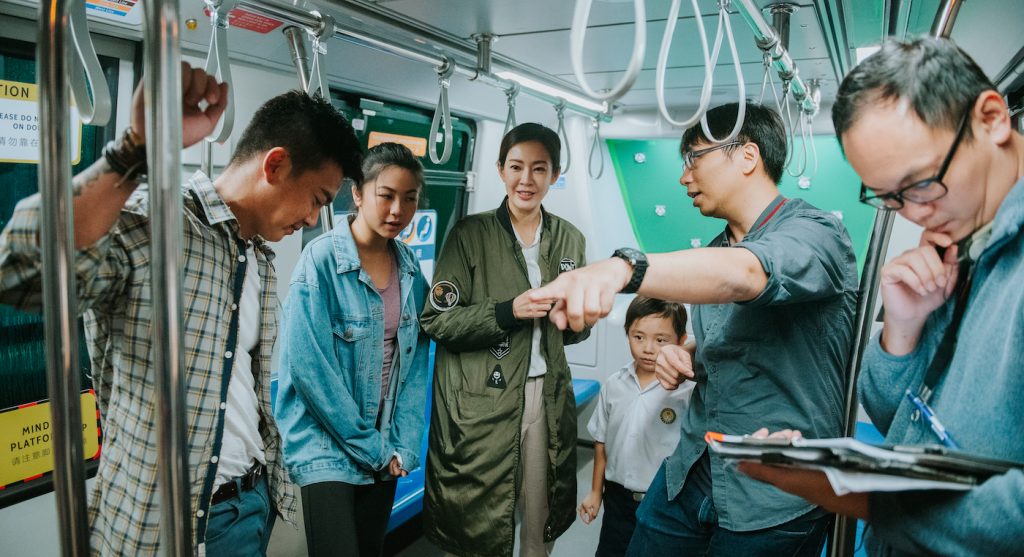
{"left": 516, "top": 376, "right": 554, "bottom": 557}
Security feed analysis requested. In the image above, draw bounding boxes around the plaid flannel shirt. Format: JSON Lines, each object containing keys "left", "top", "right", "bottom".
{"left": 0, "top": 171, "right": 296, "bottom": 556}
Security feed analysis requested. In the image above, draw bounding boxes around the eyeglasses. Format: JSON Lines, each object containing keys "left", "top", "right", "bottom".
{"left": 682, "top": 142, "right": 742, "bottom": 170}
{"left": 859, "top": 103, "right": 973, "bottom": 210}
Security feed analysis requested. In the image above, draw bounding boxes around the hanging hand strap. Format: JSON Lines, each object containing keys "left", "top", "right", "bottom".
{"left": 656, "top": 0, "right": 712, "bottom": 127}
{"left": 699, "top": 1, "right": 745, "bottom": 143}
{"left": 428, "top": 56, "right": 456, "bottom": 165}
{"left": 68, "top": 0, "right": 111, "bottom": 125}
{"left": 203, "top": 0, "right": 236, "bottom": 143}
{"left": 305, "top": 11, "right": 335, "bottom": 100}
{"left": 555, "top": 101, "right": 571, "bottom": 174}
{"left": 570, "top": 0, "right": 645, "bottom": 102}
{"left": 503, "top": 83, "right": 519, "bottom": 136}
{"left": 587, "top": 118, "right": 604, "bottom": 179}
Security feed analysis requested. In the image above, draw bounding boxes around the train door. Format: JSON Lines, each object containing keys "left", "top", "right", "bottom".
{"left": 0, "top": 16, "right": 134, "bottom": 553}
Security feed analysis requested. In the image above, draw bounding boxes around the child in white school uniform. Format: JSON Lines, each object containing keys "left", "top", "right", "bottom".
{"left": 578, "top": 296, "right": 694, "bottom": 557}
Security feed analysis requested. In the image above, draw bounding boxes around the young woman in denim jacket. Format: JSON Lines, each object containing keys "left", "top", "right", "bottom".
{"left": 276, "top": 143, "right": 430, "bottom": 556}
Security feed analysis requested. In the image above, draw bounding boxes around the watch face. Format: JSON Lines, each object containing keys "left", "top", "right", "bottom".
{"left": 616, "top": 247, "right": 643, "bottom": 264}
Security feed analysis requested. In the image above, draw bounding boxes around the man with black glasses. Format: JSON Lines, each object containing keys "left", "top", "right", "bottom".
{"left": 740, "top": 38, "right": 1024, "bottom": 556}
{"left": 532, "top": 102, "right": 859, "bottom": 555}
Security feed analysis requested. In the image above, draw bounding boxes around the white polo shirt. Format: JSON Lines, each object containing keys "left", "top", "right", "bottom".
{"left": 588, "top": 362, "right": 694, "bottom": 492}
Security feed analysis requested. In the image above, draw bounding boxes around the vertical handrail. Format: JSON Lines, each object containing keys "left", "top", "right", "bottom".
{"left": 829, "top": 5, "right": 961, "bottom": 557}
{"left": 141, "top": 0, "right": 193, "bottom": 554}
{"left": 38, "top": 0, "right": 91, "bottom": 554}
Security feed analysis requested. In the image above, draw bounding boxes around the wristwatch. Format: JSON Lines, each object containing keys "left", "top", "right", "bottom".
{"left": 611, "top": 247, "right": 648, "bottom": 294}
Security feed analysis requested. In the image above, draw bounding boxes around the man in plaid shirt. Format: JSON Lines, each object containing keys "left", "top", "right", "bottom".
{"left": 0, "top": 63, "right": 363, "bottom": 555}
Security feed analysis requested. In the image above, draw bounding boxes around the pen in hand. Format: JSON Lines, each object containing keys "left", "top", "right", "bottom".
{"left": 905, "top": 389, "right": 960, "bottom": 450}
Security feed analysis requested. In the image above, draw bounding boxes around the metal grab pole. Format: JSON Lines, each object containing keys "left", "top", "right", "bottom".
{"left": 38, "top": 0, "right": 91, "bottom": 553}
{"left": 237, "top": 0, "right": 611, "bottom": 122}
{"left": 932, "top": 0, "right": 964, "bottom": 39}
{"left": 733, "top": 0, "right": 817, "bottom": 115}
{"left": 828, "top": 210, "right": 895, "bottom": 557}
{"left": 829, "top": 4, "right": 961, "bottom": 556}
{"left": 141, "top": 0, "right": 193, "bottom": 554}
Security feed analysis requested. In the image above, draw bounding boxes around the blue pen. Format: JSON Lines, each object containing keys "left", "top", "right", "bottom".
{"left": 905, "top": 389, "right": 960, "bottom": 450}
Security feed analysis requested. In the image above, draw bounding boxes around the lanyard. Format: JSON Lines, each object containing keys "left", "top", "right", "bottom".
{"left": 722, "top": 197, "right": 788, "bottom": 246}
{"left": 914, "top": 221, "right": 994, "bottom": 414}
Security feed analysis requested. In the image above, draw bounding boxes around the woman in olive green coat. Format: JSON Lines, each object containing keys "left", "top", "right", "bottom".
{"left": 420, "top": 123, "right": 589, "bottom": 557}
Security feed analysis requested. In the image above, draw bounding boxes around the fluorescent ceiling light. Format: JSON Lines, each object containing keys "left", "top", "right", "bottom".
{"left": 495, "top": 71, "right": 608, "bottom": 113}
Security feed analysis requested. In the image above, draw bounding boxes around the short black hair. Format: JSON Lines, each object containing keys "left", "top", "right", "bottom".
{"left": 230, "top": 90, "right": 364, "bottom": 185}
{"left": 360, "top": 142, "right": 425, "bottom": 190}
{"left": 681, "top": 102, "right": 787, "bottom": 184}
{"left": 624, "top": 295, "right": 688, "bottom": 338}
{"left": 498, "top": 122, "right": 561, "bottom": 171}
{"left": 832, "top": 38, "right": 995, "bottom": 142}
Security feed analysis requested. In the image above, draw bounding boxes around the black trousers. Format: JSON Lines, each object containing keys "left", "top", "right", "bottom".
{"left": 596, "top": 481, "right": 643, "bottom": 557}
{"left": 301, "top": 479, "right": 398, "bottom": 557}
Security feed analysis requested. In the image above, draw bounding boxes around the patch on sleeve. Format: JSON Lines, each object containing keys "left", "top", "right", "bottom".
{"left": 558, "top": 257, "right": 577, "bottom": 273}
{"left": 490, "top": 335, "right": 511, "bottom": 360}
{"left": 659, "top": 408, "right": 677, "bottom": 424}
{"left": 429, "top": 280, "right": 460, "bottom": 311}
{"left": 487, "top": 365, "right": 507, "bottom": 389}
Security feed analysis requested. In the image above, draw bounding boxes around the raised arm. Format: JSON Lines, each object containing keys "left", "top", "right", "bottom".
{"left": 72, "top": 62, "right": 228, "bottom": 248}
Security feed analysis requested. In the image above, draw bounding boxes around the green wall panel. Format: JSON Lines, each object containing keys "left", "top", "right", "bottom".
{"left": 607, "top": 136, "right": 877, "bottom": 273}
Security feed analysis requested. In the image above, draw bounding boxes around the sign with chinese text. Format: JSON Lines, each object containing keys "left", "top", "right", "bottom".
{"left": 0, "top": 391, "right": 100, "bottom": 487}
{"left": 0, "top": 80, "right": 83, "bottom": 165}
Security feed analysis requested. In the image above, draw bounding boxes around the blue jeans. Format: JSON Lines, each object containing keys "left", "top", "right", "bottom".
{"left": 205, "top": 475, "right": 276, "bottom": 556}
{"left": 625, "top": 465, "right": 831, "bottom": 557}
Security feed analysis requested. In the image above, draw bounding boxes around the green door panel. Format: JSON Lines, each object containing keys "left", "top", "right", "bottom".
{"left": 607, "top": 136, "right": 878, "bottom": 274}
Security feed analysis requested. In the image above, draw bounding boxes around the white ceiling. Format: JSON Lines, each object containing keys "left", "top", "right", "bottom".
{"left": 19, "top": 0, "right": 1018, "bottom": 133}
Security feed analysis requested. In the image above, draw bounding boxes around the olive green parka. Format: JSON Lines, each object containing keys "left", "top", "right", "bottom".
{"left": 420, "top": 199, "right": 590, "bottom": 557}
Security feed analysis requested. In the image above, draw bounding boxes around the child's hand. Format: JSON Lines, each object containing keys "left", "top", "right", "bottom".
{"left": 578, "top": 491, "right": 602, "bottom": 524}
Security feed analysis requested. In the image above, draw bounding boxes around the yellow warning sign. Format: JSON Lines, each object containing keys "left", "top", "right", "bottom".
{"left": 368, "top": 131, "right": 428, "bottom": 158}
{"left": 0, "top": 79, "right": 83, "bottom": 165}
{"left": 0, "top": 392, "right": 100, "bottom": 487}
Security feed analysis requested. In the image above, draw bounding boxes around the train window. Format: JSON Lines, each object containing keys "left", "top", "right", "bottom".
{"left": 0, "top": 38, "right": 120, "bottom": 507}
{"left": 301, "top": 89, "right": 476, "bottom": 253}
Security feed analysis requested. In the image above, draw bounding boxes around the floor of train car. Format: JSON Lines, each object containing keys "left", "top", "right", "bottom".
{"left": 269, "top": 443, "right": 869, "bottom": 557}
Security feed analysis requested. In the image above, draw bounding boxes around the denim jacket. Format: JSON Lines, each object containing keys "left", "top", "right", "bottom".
{"left": 275, "top": 219, "right": 429, "bottom": 486}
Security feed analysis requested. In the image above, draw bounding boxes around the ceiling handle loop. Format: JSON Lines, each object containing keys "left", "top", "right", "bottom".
{"left": 68, "top": 0, "right": 112, "bottom": 125}
{"left": 304, "top": 10, "right": 335, "bottom": 100}
{"left": 503, "top": 83, "right": 520, "bottom": 136}
{"left": 203, "top": 0, "right": 236, "bottom": 143}
{"left": 699, "top": 1, "right": 746, "bottom": 143}
{"left": 428, "top": 56, "right": 456, "bottom": 165}
{"left": 588, "top": 118, "right": 604, "bottom": 180}
{"left": 655, "top": 0, "right": 713, "bottom": 128}
{"left": 570, "top": 0, "right": 646, "bottom": 102}
{"left": 555, "top": 100, "right": 571, "bottom": 174}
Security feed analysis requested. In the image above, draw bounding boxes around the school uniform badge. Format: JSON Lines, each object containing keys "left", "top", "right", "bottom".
{"left": 490, "top": 335, "right": 511, "bottom": 360}
{"left": 559, "top": 258, "right": 576, "bottom": 273}
{"left": 429, "top": 280, "right": 459, "bottom": 311}
{"left": 660, "top": 408, "right": 676, "bottom": 424}
{"left": 487, "top": 365, "right": 507, "bottom": 389}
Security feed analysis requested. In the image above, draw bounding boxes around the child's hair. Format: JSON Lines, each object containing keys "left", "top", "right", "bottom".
{"left": 624, "top": 296, "right": 688, "bottom": 338}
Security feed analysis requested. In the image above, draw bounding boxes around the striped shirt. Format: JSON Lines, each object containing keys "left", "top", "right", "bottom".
{"left": 0, "top": 171, "right": 296, "bottom": 556}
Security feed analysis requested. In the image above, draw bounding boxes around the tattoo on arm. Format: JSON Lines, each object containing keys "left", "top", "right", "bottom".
{"left": 71, "top": 158, "right": 117, "bottom": 198}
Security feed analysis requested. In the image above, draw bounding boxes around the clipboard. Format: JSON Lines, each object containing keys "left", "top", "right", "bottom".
{"left": 705, "top": 432, "right": 1022, "bottom": 487}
